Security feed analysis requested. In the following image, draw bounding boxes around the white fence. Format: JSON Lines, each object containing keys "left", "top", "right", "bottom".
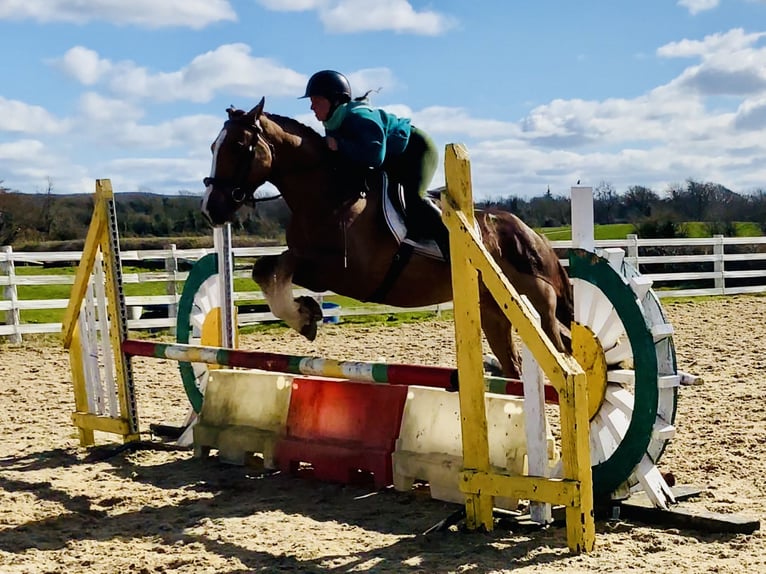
{"left": 0, "top": 244, "right": 451, "bottom": 342}
{"left": 3, "top": 233, "right": 766, "bottom": 341}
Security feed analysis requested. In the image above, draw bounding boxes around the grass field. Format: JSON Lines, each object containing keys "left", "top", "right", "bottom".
{"left": 539, "top": 221, "right": 764, "bottom": 241}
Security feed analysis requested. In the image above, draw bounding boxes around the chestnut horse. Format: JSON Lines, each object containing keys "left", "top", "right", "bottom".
{"left": 201, "top": 98, "right": 572, "bottom": 378}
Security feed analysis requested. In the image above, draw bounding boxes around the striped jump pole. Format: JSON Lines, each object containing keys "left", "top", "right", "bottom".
{"left": 122, "top": 339, "right": 559, "bottom": 410}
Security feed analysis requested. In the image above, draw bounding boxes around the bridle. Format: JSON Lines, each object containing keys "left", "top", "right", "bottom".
{"left": 203, "top": 113, "right": 280, "bottom": 206}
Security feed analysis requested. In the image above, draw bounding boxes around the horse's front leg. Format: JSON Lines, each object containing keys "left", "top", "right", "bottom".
{"left": 252, "top": 251, "right": 323, "bottom": 341}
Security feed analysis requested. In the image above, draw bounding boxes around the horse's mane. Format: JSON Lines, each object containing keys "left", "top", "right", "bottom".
{"left": 263, "top": 112, "right": 325, "bottom": 148}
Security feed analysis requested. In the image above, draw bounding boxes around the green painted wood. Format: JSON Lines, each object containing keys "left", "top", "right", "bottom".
{"left": 569, "top": 248, "right": 659, "bottom": 496}
{"left": 175, "top": 252, "right": 218, "bottom": 413}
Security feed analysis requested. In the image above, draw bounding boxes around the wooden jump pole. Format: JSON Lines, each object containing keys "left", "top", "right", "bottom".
{"left": 122, "top": 338, "right": 559, "bottom": 402}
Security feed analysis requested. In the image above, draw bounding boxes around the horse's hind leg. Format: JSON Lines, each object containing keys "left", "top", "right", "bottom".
{"left": 515, "top": 276, "right": 567, "bottom": 353}
{"left": 479, "top": 286, "right": 521, "bottom": 379}
{"left": 252, "top": 252, "right": 323, "bottom": 341}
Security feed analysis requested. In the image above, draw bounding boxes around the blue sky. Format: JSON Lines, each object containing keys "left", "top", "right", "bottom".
{"left": 1, "top": 0, "right": 766, "bottom": 200}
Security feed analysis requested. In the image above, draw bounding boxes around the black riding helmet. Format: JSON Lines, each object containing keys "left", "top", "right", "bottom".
{"left": 301, "top": 70, "right": 352, "bottom": 103}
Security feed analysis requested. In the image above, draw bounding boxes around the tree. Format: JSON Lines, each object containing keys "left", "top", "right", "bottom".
{"left": 37, "top": 177, "right": 55, "bottom": 234}
{"left": 593, "top": 181, "right": 619, "bottom": 224}
{"left": 622, "top": 185, "right": 659, "bottom": 220}
{"left": 529, "top": 191, "right": 570, "bottom": 227}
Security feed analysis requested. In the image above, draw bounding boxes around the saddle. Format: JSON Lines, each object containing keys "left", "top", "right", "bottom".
{"left": 338, "top": 169, "right": 447, "bottom": 261}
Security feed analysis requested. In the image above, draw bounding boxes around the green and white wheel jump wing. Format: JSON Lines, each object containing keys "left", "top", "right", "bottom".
{"left": 568, "top": 247, "right": 679, "bottom": 509}
{"left": 176, "top": 253, "right": 221, "bottom": 415}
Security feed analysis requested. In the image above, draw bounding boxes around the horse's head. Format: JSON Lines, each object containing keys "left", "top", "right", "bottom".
{"left": 201, "top": 97, "right": 274, "bottom": 225}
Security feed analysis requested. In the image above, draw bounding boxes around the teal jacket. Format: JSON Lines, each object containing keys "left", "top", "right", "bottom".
{"left": 323, "top": 101, "right": 411, "bottom": 168}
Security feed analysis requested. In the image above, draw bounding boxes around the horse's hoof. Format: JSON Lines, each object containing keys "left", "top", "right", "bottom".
{"left": 294, "top": 296, "right": 322, "bottom": 341}
{"left": 300, "top": 322, "right": 318, "bottom": 341}
{"left": 296, "top": 296, "right": 323, "bottom": 321}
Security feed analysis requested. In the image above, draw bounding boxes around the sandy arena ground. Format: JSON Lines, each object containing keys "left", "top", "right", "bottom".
{"left": 0, "top": 296, "right": 764, "bottom": 573}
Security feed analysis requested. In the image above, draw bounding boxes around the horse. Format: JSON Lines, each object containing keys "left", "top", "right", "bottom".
{"left": 201, "top": 98, "right": 573, "bottom": 379}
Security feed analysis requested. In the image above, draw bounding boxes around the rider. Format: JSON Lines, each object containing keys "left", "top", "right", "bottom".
{"left": 301, "top": 69, "right": 450, "bottom": 261}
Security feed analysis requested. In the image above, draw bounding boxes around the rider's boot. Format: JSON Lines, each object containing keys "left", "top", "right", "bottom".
{"left": 407, "top": 197, "right": 451, "bottom": 263}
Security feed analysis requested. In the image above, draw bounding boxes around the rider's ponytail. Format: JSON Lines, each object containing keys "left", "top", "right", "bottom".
{"left": 354, "top": 87, "right": 380, "bottom": 102}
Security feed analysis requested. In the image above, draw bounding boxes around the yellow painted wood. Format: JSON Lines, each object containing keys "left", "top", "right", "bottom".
{"left": 200, "top": 307, "right": 222, "bottom": 348}
{"left": 559, "top": 368, "right": 595, "bottom": 552}
{"left": 61, "top": 186, "right": 108, "bottom": 348}
{"left": 71, "top": 412, "right": 132, "bottom": 436}
{"left": 447, "top": 208, "right": 584, "bottom": 392}
{"left": 571, "top": 322, "right": 609, "bottom": 420}
{"left": 201, "top": 307, "right": 223, "bottom": 370}
{"left": 442, "top": 143, "right": 595, "bottom": 553}
{"left": 62, "top": 179, "right": 143, "bottom": 446}
{"left": 201, "top": 307, "right": 239, "bottom": 374}
{"left": 98, "top": 181, "right": 139, "bottom": 443}
{"left": 69, "top": 324, "right": 95, "bottom": 446}
{"left": 443, "top": 143, "right": 494, "bottom": 531}
{"left": 459, "top": 470, "right": 581, "bottom": 507}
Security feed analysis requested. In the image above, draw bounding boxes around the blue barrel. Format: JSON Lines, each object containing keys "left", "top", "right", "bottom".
{"left": 321, "top": 302, "right": 341, "bottom": 324}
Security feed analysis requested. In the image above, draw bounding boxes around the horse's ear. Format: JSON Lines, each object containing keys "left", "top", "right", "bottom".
{"left": 248, "top": 97, "right": 265, "bottom": 120}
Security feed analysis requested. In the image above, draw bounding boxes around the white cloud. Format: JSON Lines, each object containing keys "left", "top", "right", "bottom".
{"left": 321, "top": 0, "right": 455, "bottom": 35}
{"left": 53, "top": 44, "right": 306, "bottom": 104}
{"left": 658, "top": 28, "right": 763, "bottom": 58}
{"left": 677, "top": 0, "right": 719, "bottom": 15}
{"left": 112, "top": 115, "right": 223, "bottom": 152}
{"left": 257, "top": 0, "right": 324, "bottom": 10}
{"left": 408, "top": 106, "right": 520, "bottom": 139}
{"left": 658, "top": 29, "right": 766, "bottom": 97}
{"left": 257, "top": 0, "right": 456, "bottom": 35}
{"left": 0, "top": 139, "right": 92, "bottom": 194}
{"left": 0, "top": 0, "right": 236, "bottom": 29}
{"left": 0, "top": 97, "right": 70, "bottom": 134}
{"left": 54, "top": 46, "right": 113, "bottom": 85}
{"left": 0, "top": 139, "right": 47, "bottom": 161}
{"left": 77, "top": 92, "right": 145, "bottom": 124}
{"left": 734, "top": 96, "right": 766, "bottom": 130}
{"left": 106, "top": 157, "right": 210, "bottom": 194}
{"left": 71, "top": 93, "right": 221, "bottom": 152}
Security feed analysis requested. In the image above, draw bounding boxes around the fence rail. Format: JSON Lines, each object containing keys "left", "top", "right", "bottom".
{"left": 3, "top": 233, "right": 766, "bottom": 340}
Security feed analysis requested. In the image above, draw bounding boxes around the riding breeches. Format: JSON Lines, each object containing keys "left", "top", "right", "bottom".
{"left": 382, "top": 126, "right": 439, "bottom": 202}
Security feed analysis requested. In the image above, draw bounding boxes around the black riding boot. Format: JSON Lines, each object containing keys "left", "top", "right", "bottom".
{"left": 407, "top": 198, "right": 451, "bottom": 263}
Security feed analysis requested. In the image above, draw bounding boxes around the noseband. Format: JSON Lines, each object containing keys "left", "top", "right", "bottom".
{"left": 203, "top": 117, "right": 275, "bottom": 205}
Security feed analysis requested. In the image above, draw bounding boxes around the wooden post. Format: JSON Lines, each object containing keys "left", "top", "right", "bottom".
{"left": 213, "top": 225, "right": 236, "bottom": 347}
{"left": 626, "top": 234, "right": 639, "bottom": 270}
{"left": 713, "top": 234, "right": 724, "bottom": 294}
{"left": 443, "top": 143, "right": 495, "bottom": 531}
{"left": 97, "top": 180, "right": 140, "bottom": 443}
{"left": 521, "top": 297, "right": 552, "bottom": 524}
{"left": 165, "top": 243, "right": 179, "bottom": 321}
{"left": 1, "top": 245, "right": 21, "bottom": 343}
{"left": 571, "top": 187, "right": 595, "bottom": 253}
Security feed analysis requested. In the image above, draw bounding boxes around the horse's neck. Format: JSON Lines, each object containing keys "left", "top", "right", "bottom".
{"left": 263, "top": 117, "right": 334, "bottom": 212}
